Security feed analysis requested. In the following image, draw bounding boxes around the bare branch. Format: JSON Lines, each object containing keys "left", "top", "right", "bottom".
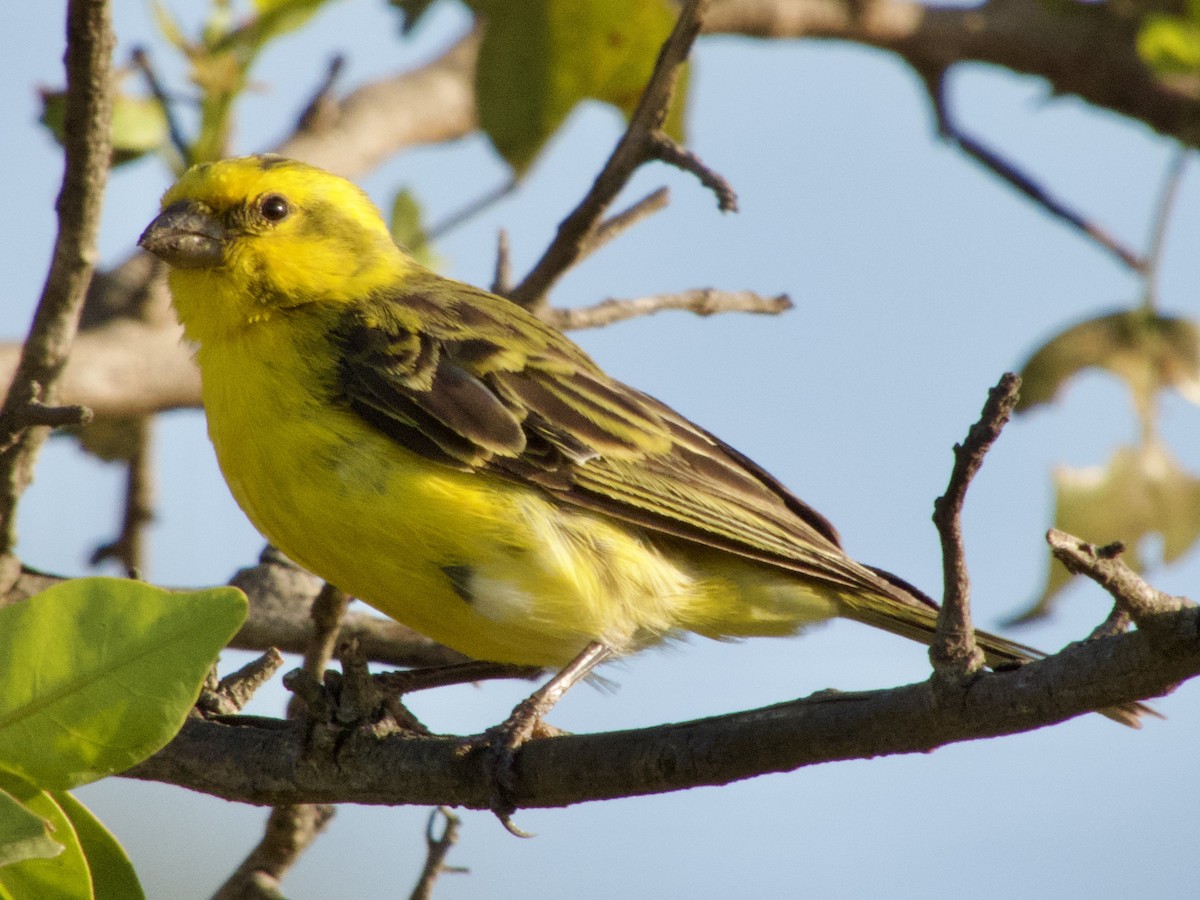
{"left": 649, "top": 136, "right": 736, "bottom": 212}
{"left": 508, "top": 0, "right": 723, "bottom": 311}
{"left": 294, "top": 54, "right": 346, "bottom": 135}
{"left": 90, "top": 416, "right": 155, "bottom": 577}
{"left": 919, "top": 65, "right": 1145, "bottom": 274}
{"left": 591, "top": 187, "right": 671, "bottom": 253}
{"left": 286, "top": 581, "right": 350, "bottom": 719}
{"left": 409, "top": 808, "right": 465, "bottom": 900}
{"left": 930, "top": 373, "right": 1021, "bottom": 675}
{"left": 211, "top": 803, "right": 335, "bottom": 900}
{"left": 131, "top": 46, "right": 190, "bottom": 164}
{"left": 126, "top": 610, "right": 1197, "bottom": 809}
{"left": 491, "top": 228, "right": 512, "bottom": 295}
{"left": 228, "top": 547, "right": 470, "bottom": 668}
{"left": 704, "top": 0, "right": 1200, "bottom": 150}
{"left": 1142, "top": 148, "right": 1189, "bottom": 308}
{"left": 199, "top": 649, "right": 287, "bottom": 716}
{"left": 1046, "top": 530, "right": 1195, "bottom": 626}
{"left": 278, "top": 30, "right": 480, "bottom": 177}
{"left": 426, "top": 179, "right": 517, "bottom": 243}
{"left": 0, "top": 0, "right": 114, "bottom": 585}
{"left": 542, "top": 289, "right": 792, "bottom": 331}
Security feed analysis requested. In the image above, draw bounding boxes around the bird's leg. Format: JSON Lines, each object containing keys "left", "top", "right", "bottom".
{"left": 485, "top": 641, "right": 614, "bottom": 836}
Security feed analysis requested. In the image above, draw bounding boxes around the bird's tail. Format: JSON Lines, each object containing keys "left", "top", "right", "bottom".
{"left": 837, "top": 568, "right": 1151, "bottom": 728}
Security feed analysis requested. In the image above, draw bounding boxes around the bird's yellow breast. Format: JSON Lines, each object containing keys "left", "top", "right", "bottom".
{"left": 190, "top": 304, "right": 828, "bottom": 667}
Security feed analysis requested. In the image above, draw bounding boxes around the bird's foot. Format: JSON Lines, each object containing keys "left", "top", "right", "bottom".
{"left": 475, "top": 699, "right": 576, "bottom": 838}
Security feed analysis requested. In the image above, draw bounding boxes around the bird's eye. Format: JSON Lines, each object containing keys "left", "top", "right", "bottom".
{"left": 259, "top": 194, "right": 290, "bottom": 222}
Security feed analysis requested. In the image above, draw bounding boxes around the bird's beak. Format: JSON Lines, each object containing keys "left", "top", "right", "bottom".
{"left": 138, "top": 200, "right": 227, "bottom": 269}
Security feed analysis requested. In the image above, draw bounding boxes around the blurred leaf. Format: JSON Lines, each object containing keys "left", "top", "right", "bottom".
{"left": 0, "top": 578, "right": 247, "bottom": 791}
{"left": 183, "top": 0, "right": 338, "bottom": 162}
{"left": 73, "top": 417, "right": 145, "bottom": 463}
{"left": 0, "top": 787, "right": 60, "bottom": 869}
{"left": 1139, "top": 13, "right": 1200, "bottom": 75}
{"left": 0, "top": 790, "right": 90, "bottom": 900}
{"left": 220, "top": 0, "right": 337, "bottom": 55}
{"left": 389, "top": 189, "right": 440, "bottom": 269}
{"left": 472, "top": 0, "right": 685, "bottom": 172}
{"left": 389, "top": 0, "right": 439, "bottom": 34}
{"left": 150, "top": 1, "right": 189, "bottom": 51}
{"left": 38, "top": 91, "right": 169, "bottom": 167}
{"left": 53, "top": 792, "right": 144, "bottom": 900}
{"left": 1016, "top": 309, "right": 1200, "bottom": 413}
{"left": 1011, "top": 442, "right": 1200, "bottom": 623}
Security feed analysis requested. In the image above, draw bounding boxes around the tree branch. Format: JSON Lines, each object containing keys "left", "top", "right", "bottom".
{"left": 0, "top": 549, "right": 468, "bottom": 670}
{"left": 918, "top": 65, "right": 1146, "bottom": 274}
{"left": 211, "top": 803, "right": 335, "bottom": 900}
{"left": 1046, "top": 530, "right": 1194, "bottom": 626}
{"left": 930, "top": 373, "right": 1020, "bottom": 674}
{"left": 0, "top": 0, "right": 113, "bottom": 586}
{"left": 277, "top": 30, "right": 480, "bottom": 177}
{"left": 507, "top": 0, "right": 728, "bottom": 311}
{"left": 541, "top": 290, "right": 792, "bottom": 331}
{"left": 408, "top": 808, "right": 465, "bottom": 900}
{"left": 125, "top": 610, "right": 1198, "bottom": 809}
{"left": 704, "top": 0, "right": 1200, "bottom": 149}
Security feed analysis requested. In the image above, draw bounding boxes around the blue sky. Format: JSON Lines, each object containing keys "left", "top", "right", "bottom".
{"left": 3, "top": 2, "right": 1198, "bottom": 897}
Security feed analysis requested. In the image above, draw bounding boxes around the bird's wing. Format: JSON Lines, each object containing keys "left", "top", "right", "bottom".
{"left": 334, "top": 281, "right": 893, "bottom": 594}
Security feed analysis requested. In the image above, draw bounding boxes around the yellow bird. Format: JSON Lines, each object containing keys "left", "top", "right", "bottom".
{"left": 138, "top": 155, "right": 1104, "bottom": 730}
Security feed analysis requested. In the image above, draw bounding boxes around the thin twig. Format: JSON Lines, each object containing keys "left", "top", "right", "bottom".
{"left": 224, "top": 582, "right": 350, "bottom": 897}
{"left": 131, "top": 45, "right": 190, "bottom": 164}
{"left": 7, "top": 391, "right": 93, "bottom": 431}
{"left": 425, "top": 178, "right": 517, "bottom": 242}
{"left": 409, "top": 808, "right": 466, "bottom": 900}
{"left": 1046, "top": 530, "right": 1194, "bottom": 626}
{"left": 649, "top": 136, "right": 736, "bottom": 212}
{"left": 0, "top": 0, "right": 114, "bottom": 590}
{"left": 198, "top": 649, "right": 286, "bottom": 716}
{"left": 921, "top": 65, "right": 1145, "bottom": 275}
{"left": 1141, "top": 147, "right": 1188, "bottom": 309}
{"left": 591, "top": 187, "right": 671, "bottom": 252}
{"left": 1088, "top": 604, "right": 1134, "bottom": 642}
{"left": 90, "top": 416, "right": 155, "bottom": 577}
{"left": 542, "top": 289, "right": 792, "bottom": 331}
{"left": 491, "top": 228, "right": 512, "bottom": 295}
{"left": 930, "top": 373, "right": 1022, "bottom": 675}
{"left": 508, "top": 0, "right": 718, "bottom": 311}
{"left": 305, "top": 583, "right": 352, "bottom": 678}
{"left": 211, "top": 803, "right": 336, "bottom": 900}
{"left": 295, "top": 54, "right": 346, "bottom": 134}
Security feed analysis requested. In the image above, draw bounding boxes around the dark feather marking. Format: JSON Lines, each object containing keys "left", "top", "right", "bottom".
{"left": 442, "top": 565, "right": 475, "bottom": 604}
{"left": 413, "top": 360, "right": 526, "bottom": 455}
{"left": 330, "top": 286, "right": 903, "bottom": 603}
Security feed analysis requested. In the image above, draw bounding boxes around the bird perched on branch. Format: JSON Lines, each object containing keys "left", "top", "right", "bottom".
{"left": 139, "top": 155, "right": 1138, "bottom": 752}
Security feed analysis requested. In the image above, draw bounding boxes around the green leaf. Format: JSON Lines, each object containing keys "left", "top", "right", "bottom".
{"left": 0, "top": 791, "right": 91, "bottom": 900}
{"left": 472, "top": 0, "right": 685, "bottom": 171}
{"left": 389, "top": 189, "right": 440, "bottom": 269}
{"left": 1016, "top": 309, "right": 1200, "bottom": 414}
{"left": 150, "top": 1, "right": 189, "bottom": 51}
{"left": 38, "top": 92, "right": 169, "bottom": 167}
{"left": 0, "top": 578, "right": 247, "bottom": 791}
{"left": 218, "top": 0, "right": 338, "bottom": 55}
{"left": 1138, "top": 13, "right": 1200, "bottom": 75}
{"left": 1011, "top": 442, "right": 1200, "bottom": 623}
{"left": 53, "top": 793, "right": 144, "bottom": 900}
{"left": 0, "top": 787, "right": 61, "bottom": 869}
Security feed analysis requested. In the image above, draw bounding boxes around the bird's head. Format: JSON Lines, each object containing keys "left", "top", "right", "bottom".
{"left": 139, "top": 155, "right": 411, "bottom": 343}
